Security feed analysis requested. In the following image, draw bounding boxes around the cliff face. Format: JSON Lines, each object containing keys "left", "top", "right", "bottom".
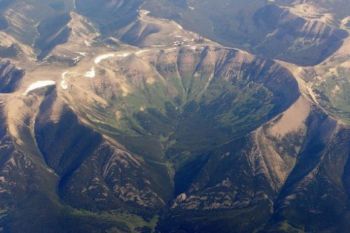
{"left": 0, "top": 60, "right": 23, "bottom": 93}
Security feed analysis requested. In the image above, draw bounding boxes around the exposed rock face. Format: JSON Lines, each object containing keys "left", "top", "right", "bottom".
{"left": 34, "top": 13, "right": 72, "bottom": 60}
{"left": 35, "top": 92, "right": 166, "bottom": 210}
{"left": 252, "top": 4, "right": 348, "bottom": 65}
{"left": 76, "top": 0, "right": 144, "bottom": 33}
{"left": 145, "top": 0, "right": 348, "bottom": 65}
{"left": 0, "top": 60, "right": 23, "bottom": 93}
{"left": 0, "top": 0, "right": 350, "bottom": 233}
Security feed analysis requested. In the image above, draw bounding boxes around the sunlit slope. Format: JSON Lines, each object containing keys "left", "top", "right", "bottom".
{"left": 59, "top": 46, "right": 299, "bottom": 160}
{"left": 145, "top": 0, "right": 348, "bottom": 65}
{"left": 0, "top": 0, "right": 349, "bottom": 232}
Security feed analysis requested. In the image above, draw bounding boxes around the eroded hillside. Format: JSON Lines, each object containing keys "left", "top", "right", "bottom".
{"left": 0, "top": 0, "right": 350, "bottom": 233}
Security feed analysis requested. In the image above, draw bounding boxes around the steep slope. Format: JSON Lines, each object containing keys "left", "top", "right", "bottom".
{"left": 144, "top": 0, "right": 348, "bottom": 65}
{"left": 156, "top": 93, "right": 350, "bottom": 233}
{"left": 0, "top": 60, "right": 23, "bottom": 93}
{"left": 284, "top": 0, "right": 350, "bottom": 19}
{"left": 58, "top": 45, "right": 299, "bottom": 169}
{"left": 0, "top": 84, "right": 162, "bottom": 233}
{"left": 0, "top": 0, "right": 74, "bottom": 59}
{"left": 306, "top": 37, "right": 350, "bottom": 124}
{"left": 76, "top": 0, "right": 143, "bottom": 34}
{"left": 0, "top": 20, "right": 301, "bottom": 232}
{"left": 0, "top": 0, "right": 350, "bottom": 233}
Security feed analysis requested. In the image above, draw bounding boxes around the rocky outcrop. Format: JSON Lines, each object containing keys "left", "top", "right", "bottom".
{"left": 145, "top": 0, "right": 348, "bottom": 66}
{"left": 0, "top": 1, "right": 349, "bottom": 232}
{"left": 0, "top": 60, "right": 23, "bottom": 93}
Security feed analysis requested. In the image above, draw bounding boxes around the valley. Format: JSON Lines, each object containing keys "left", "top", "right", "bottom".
{"left": 0, "top": 0, "right": 350, "bottom": 233}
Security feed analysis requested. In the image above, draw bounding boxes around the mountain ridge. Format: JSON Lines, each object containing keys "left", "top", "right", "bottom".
{"left": 0, "top": 0, "right": 350, "bottom": 232}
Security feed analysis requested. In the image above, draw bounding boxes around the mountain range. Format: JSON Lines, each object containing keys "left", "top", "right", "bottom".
{"left": 0, "top": 0, "right": 350, "bottom": 232}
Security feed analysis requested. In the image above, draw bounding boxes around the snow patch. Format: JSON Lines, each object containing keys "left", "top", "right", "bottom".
{"left": 95, "top": 52, "right": 131, "bottom": 64}
{"left": 139, "top": 10, "right": 150, "bottom": 16}
{"left": 73, "top": 56, "right": 81, "bottom": 64}
{"left": 84, "top": 67, "right": 96, "bottom": 78}
{"left": 61, "top": 71, "right": 68, "bottom": 79}
{"left": 84, "top": 40, "right": 91, "bottom": 46}
{"left": 61, "top": 80, "right": 68, "bottom": 89}
{"left": 24, "top": 80, "right": 56, "bottom": 95}
{"left": 77, "top": 52, "right": 87, "bottom": 56}
{"left": 94, "top": 53, "right": 115, "bottom": 64}
{"left": 135, "top": 49, "right": 149, "bottom": 55}
{"left": 175, "top": 23, "right": 183, "bottom": 30}
{"left": 61, "top": 71, "right": 69, "bottom": 90}
{"left": 116, "top": 52, "right": 131, "bottom": 58}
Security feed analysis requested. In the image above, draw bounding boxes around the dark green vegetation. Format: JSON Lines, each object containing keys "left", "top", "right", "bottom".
{"left": 314, "top": 65, "right": 350, "bottom": 123}
{"left": 0, "top": 0, "right": 350, "bottom": 233}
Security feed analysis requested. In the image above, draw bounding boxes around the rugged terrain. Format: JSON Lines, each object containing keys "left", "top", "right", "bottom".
{"left": 0, "top": 0, "right": 350, "bottom": 233}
